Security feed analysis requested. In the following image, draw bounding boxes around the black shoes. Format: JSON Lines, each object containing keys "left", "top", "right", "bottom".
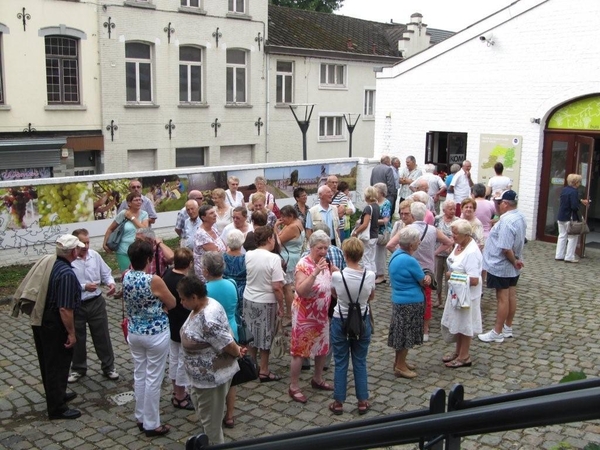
{"left": 49, "top": 409, "right": 81, "bottom": 420}
{"left": 64, "top": 392, "right": 77, "bottom": 402}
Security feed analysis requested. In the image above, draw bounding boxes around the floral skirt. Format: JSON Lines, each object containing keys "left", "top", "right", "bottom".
{"left": 243, "top": 300, "right": 277, "bottom": 350}
{"left": 387, "top": 302, "right": 424, "bottom": 351}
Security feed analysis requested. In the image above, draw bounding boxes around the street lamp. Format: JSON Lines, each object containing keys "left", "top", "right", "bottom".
{"left": 289, "top": 104, "right": 315, "bottom": 161}
{"left": 343, "top": 113, "right": 361, "bottom": 158}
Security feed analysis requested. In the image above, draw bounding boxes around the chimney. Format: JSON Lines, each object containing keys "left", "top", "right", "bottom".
{"left": 347, "top": 38, "right": 353, "bottom": 50}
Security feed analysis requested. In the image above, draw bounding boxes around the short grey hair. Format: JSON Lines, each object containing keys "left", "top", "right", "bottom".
{"left": 407, "top": 155, "right": 417, "bottom": 164}
{"left": 442, "top": 199, "right": 456, "bottom": 211}
{"left": 451, "top": 219, "right": 473, "bottom": 236}
{"left": 450, "top": 164, "right": 461, "bottom": 174}
{"left": 203, "top": 251, "right": 225, "bottom": 277}
{"left": 309, "top": 230, "right": 330, "bottom": 248}
{"left": 424, "top": 163, "right": 436, "bottom": 173}
{"left": 412, "top": 191, "right": 429, "bottom": 205}
{"left": 398, "top": 226, "right": 420, "bottom": 250}
{"left": 471, "top": 183, "right": 486, "bottom": 199}
{"left": 380, "top": 155, "right": 390, "bottom": 164}
{"left": 56, "top": 245, "right": 74, "bottom": 258}
{"left": 374, "top": 182, "right": 387, "bottom": 197}
{"left": 410, "top": 202, "right": 427, "bottom": 221}
{"left": 136, "top": 228, "right": 156, "bottom": 240}
{"left": 227, "top": 229, "right": 245, "bottom": 250}
{"left": 312, "top": 222, "right": 331, "bottom": 235}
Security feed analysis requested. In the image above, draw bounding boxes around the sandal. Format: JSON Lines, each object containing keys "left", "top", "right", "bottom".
{"left": 329, "top": 400, "right": 343, "bottom": 415}
{"left": 442, "top": 353, "right": 459, "bottom": 363}
{"left": 311, "top": 379, "right": 334, "bottom": 391}
{"left": 222, "top": 417, "right": 235, "bottom": 428}
{"left": 445, "top": 358, "right": 472, "bottom": 369}
{"left": 172, "top": 393, "right": 195, "bottom": 410}
{"left": 358, "top": 400, "right": 371, "bottom": 415}
{"left": 289, "top": 387, "right": 307, "bottom": 404}
{"left": 145, "top": 424, "right": 170, "bottom": 437}
{"left": 259, "top": 372, "right": 282, "bottom": 383}
{"left": 136, "top": 422, "right": 144, "bottom": 432}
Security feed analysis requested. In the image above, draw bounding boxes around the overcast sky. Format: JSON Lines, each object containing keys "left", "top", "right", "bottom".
{"left": 335, "top": 0, "right": 517, "bottom": 32}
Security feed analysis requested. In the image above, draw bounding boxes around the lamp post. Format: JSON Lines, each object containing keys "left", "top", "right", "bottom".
{"left": 289, "top": 104, "right": 315, "bottom": 161}
{"left": 343, "top": 113, "right": 361, "bottom": 158}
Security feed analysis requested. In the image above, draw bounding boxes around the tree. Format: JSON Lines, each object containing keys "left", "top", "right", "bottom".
{"left": 271, "top": 0, "right": 344, "bottom": 13}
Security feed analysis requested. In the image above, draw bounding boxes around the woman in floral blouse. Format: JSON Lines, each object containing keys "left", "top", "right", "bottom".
{"left": 194, "top": 205, "right": 226, "bottom": 280}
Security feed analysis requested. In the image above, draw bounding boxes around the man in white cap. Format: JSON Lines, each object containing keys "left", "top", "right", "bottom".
{"left": 32, "top": 234, "right": 84, "bottom": 420}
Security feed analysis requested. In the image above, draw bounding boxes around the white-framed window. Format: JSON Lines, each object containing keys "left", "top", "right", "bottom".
{"left": 176, "top": 147, "right": 206, "bottom": 167}
{"left": 125, "top": 42, "right": 153, "bottom": 103}
{"left": 320, "top": 63, "right": 346, "bottom": 88}
{"left": 228, "top": 0, "right": 245, "bottom": 14}
{"left": 364, "top": 89, "right": 375, "bottom": 117}
{"left": 45, "top": 36, "right": 80, "bottom": 104}
{"left": 226, "top": 49, "right": 247, "bottom": 103}
{"left": 276, "top": 61, "right": 293, "bottom": 104}
{"left": 181, "top": 0, "right": 200, "bottom": 6}
{"left": 319, "top": 115, "right": 344, "bottom": 141}
{"left": 179, "top": 46, "right": 202, "bottom": 103}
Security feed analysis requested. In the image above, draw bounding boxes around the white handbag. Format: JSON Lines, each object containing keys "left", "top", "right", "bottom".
{"left": 353, "top": 205, "right": 371, "bottom": 242}
{"left": 447, "top": 272, "right": 470, "bottom": 309}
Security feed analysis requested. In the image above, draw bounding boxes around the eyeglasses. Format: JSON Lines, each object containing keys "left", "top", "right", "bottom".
{"left": 131, "top": 185, "right": 142, "bottom": 189}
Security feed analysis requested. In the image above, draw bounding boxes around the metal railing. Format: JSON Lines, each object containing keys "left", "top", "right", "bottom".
{"left": 186, "top": 378, "right": 600, "bottom": 450}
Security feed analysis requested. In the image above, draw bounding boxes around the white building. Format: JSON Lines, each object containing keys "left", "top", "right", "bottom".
{"left": 374, "top": 0, "right": 600, "bottom": 253}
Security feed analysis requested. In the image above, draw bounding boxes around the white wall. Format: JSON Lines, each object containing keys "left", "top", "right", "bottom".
{"left": 374, "top": 0, "right": 600, "bottom": 239}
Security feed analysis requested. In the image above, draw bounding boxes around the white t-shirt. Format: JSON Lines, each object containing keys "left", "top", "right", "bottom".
{"left": 225, "top": 190, "right": 245, "bottom": 208}
{"left": 331, "top": 267, "right": 375, "bottom": 319}
{"left": 450, "top": 170, "right": 472, "bottom": 203}
{"left": 243, "top": 249, "right": 285, "bottom": 304}
{"left": 487, "top": 176, "right": 512, "bottom": 197}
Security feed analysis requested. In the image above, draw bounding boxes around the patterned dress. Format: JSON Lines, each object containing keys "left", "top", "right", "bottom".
{"left": 194, "top": 225, "right": 226, "bottom": 280}
{"left": 290, "top": 256, "right": 332, "bottom": 358}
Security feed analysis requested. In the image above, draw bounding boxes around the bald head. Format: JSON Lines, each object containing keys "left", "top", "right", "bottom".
{"left": 188, "top": 190, "right": 204, "bottom": 203}
{"left": 416, "top": 179, "right": 428, "bottom": 192}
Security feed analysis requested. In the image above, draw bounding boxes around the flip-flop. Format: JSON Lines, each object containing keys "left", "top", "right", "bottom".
{"left": 259, "top": 372, "right": 282, "bottom": 383}
{"left": 442, "top": 353, "right": 458, "bottom": 363}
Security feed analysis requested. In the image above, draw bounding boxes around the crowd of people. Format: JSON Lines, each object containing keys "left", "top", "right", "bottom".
{"left": 27, "top": 158, "right": 595, "bottom": 446}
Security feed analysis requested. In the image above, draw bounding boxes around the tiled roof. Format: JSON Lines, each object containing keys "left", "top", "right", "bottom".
{"left": 267, "top": 5, "right": 453, "bottom": 57}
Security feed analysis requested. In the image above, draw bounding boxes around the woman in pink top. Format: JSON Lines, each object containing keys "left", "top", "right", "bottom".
{"left": 472, "top": 184, "right": 497, "bottom": 240}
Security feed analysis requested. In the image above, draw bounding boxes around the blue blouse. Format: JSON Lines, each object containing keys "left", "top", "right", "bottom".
{"left": 389, "top": 249, "right": 425, "bottom": 305}
{"left": 124, "top": 270, "right": 169, "bottom": 335}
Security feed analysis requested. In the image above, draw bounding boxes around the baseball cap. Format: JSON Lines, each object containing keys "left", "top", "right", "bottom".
{"left": 56, "top": 235, "right": 85, "bottom": 249}
{"left": 493, "top": 190, "right": 518, "bottom": 202}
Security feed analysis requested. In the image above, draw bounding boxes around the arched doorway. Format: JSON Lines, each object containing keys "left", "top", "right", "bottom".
{"left": 538, "top": 95, "right": 600, "bottom": 256}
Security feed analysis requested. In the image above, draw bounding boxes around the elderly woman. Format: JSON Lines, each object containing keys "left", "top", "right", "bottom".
{"left": 441, "top": 219, "right": 483, "bottom": 368}
{"left": 162, "top": 248, "right": 194, "bottom": 411}
{"left": 250, "top": 193, "right": 277, "bottom": 228}
{"left": 243, "top": 226, "right": 285, "bottom": 382}
{"left": 177, "top": 275, "right": 245, "bottom": 445}
{"left": 123, "top": 240, "right": 176, "bottom": 437}
{"left": 555, "top": 173, "right": 589, "bottom": 263}
{"left": 135, "top": 228, "right": 174, "bottom": 277}
{"left": 388, "top": 227, "right": 432, "bottom": 379}
{"left": 472, "top": 183, "right": 497, "bottom": 240}
{"left": 103, "top": 192, "right": 149, "bottom": 271}
{"left": 276, "top": 205, "right": 305, "bottom": 325}
{"left": 289, "top": 230, "right": 336, "bottom": 403}
{"left": 225, "top": 176, "right": 245, "bottom": 208}
{"left": 212, "top": 188, "right": 234, "bottom": 234}
{"left": 204, "top": 251, "right": 240, "bottom": 429}
{"left": 374, "top": 182, "right": 392, "bottom": 284}
{"left": 433, "top": 200, "right": 457, "bottom": 307}
{"left": 460, "top": 198, "right": 484, "bottom": 250}
{"left": 249, "top": 176, "right": 275, "bottom": 211}
{"left": 194, "top": 205, "right": 226, "bottom": 280}
{"left": 223, "top": 230, "right": 247, "bottom": 319}
{"left": 293, "top": 187, "right": 309, "bottom": 228}
{"left": 329, "top": 238, "right": 376, "bottom": 415}
{"left": 221, "top": 206, "right": 252, "bottom": 246}
{"left": 351, "top": 186, "right": 379, "bottom": 273}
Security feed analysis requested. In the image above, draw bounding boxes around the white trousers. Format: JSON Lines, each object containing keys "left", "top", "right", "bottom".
{"left": 189, "top": 380, "right": 231, "bottom": 445}
{"left": 128, "top": 330, "right": 170, "bottom": 430}
{"left": 375, "top": 242, "right": 387, "bottom": 277}
{"left": 362, "top": 238, "right": 377, "bottom": 273}
{"left": 169, "top": 340, "right": 189, "bottom": 386}
{"left": 555, "top": 221, "right": 578, "bottom": 261}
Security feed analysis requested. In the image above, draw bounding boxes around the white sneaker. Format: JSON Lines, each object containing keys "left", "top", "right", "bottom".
{"left": 423, "top": 333, "right": 429, "bottom": 342}
{"left": 67, "top": 372, "right": 84, "bottom": 383}
{"left": 104, "top": 369, "right": 119, "bottom": 380}
{"left": 502, "top": 325, "right": 513, "bottom": 338}
{"left": 478, "top": 329, "right": 504, "bottom": 343}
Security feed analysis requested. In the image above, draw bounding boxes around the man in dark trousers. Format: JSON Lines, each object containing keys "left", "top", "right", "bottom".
{"left": 370, "top": 155, "right": 397, "bottom": 215}
{"left": 33, "top": 235, "right": 84, "bottom": 420}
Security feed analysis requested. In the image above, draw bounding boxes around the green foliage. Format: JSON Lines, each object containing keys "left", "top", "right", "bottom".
{"left": 584, "top": 444, "right": 600, "bottom": 450}
{"left": 549, "top": 443, "right": 572, "bottom": 450}
{"left": 271, "top": 0, "right": 344, "bottom": 13}
{"left": 559, "top": 371, "right": 586, "bottom": 383}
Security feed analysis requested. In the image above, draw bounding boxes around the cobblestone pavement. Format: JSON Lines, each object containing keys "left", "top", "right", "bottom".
{"left": 0, "top": 240, "right": 599, "bottom": 450}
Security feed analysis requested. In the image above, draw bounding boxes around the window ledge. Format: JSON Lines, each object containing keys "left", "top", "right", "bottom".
{"left": 226, "top": 13, "right": 252, "bottom": 20}
{"left": 225, "top": 103, "right": 252, "bottom": 108}
{"left": 275, "top": 104, "right": 294, "bottom": 109}
{"left": 318, "top": 138, "right": 347, "bottom": 143}
{"left": 179, "top": 103, "right": 209, "bottom": 109}
{"left": 124, "top": 103, "right": 160, "bottom": 108}
{"left": 45, "top": 104, "right": 87, "bottom": 111}
{"left": 0, "top": 104, "right": 11, "bottom": 111}
{"left": 318, "top": 85, "right": 348, "bottom": 91}
{"left": 178, "top": 6, "right": 207, "bottom": 15}
{"left": 124, "top": 0, "right": 156, "bottom": 9}
{"left": 362, "top": 116, "right": 375, "bottom": 121}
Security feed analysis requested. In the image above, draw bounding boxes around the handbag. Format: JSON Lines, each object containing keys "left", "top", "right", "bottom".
{"left": 107, "top": 217, "right": 128, "bottom": 251}
{"left": 447, "top": 272, "right": 470, "bottom": 309}
{"left": 270, "top": 318, "right": 286, "bottom": 358}
{"left": 236, "top": 317, "right": 254, "bottom": 346}
{"left": 376, "top": 229, "right": 391, "bottom": 246}
{"left": 567, "top": 220, "right": 590, "bottom": 235}
{"left": 121, "top": 298, "right": 129, "bottom": 343}
{"left": 231, "top": 355, "right": 259, "bottom": 387}
{"left": 353, "top": 206, "right": 371, "bottom": 242}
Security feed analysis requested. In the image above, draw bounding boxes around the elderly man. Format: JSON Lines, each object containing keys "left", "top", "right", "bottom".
{"left": 181, "top": 199, "right": 202, "bottom": 249}
{"left": 410, "top": 163, "right": 446, "bottom": 212}
{"left": 327, "top": 175, "right": 355, "bottom": 242}
{"left": 371, "top": 155, "right": 397, "bottom": 215}
{"left": 33, "top": 235, "right": 84, "bottom": 420}
{"left": 391, "top": 157, "right": 401, "bottom": 191}
{"left": 175, "top": 190, "right": 204, "bottom": 238}
{"left": 398, "top": 156, "right": 423, "bottom": 206}
{"left": 305, "top": 185, "right": 340, "bottom": 247}
{"left": 68, "top": 229, "right": 118, "bottom": 384}
{"left": 449, "top": 160, "right": 474, "bottom": 216}
{"left": 478, "top": 190, "right": 527, "bottom": 343}
{"left": 408, "top": 179, "right": 436, "bottom": 216}
{"left": 220, "top": 206, "right": 252, "bottom": 245}
{"left": 118, "top": 179, "right": 158, "bottom": 224}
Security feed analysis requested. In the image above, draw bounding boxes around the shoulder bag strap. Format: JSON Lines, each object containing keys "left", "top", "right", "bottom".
{"left": 420, "top": 224, "right": 429, "bottom": 242}
{"left": 226, "top": 191, "right": 234, "bottom": 206}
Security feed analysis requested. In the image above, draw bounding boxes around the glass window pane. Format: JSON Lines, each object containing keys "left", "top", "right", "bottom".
{"left": 62, "top": 59, "right": 79, "bottom": 102}
{"left": 319, "top": 117, "right": 325, "bottom": 136}
{"left": 126, "top": 62, "right": 136, "bottom": 101}
{"left": 335, "top": 118, "right": 342, "bottom": 136}
{"left": 176, "top": 147, "right": 205, "bottom": 167}
{"left": 180, "top": 46, "right": 201, "bottom": 62}
{"left": 320, "top": 64, "right": 326, "bottom": 84}
{"left": 179, "top": 65, "right": 188, "bottom": 102}
{"left": 236, "top": 0, "right": 244, "bottom": 13}
{"left": 336, "top": 65, "right": 344, "bottom": 85}
{"left": 191, "top": 65, "right": 201, "bottom": 102}
{"left": 277, "top": 61, "right": 292, "bottom": 72}
{"left": 236, "top": 68, "right": 245, "bottom": 102}
{"left": 226, "top": 49, "right": 245, "bottom": 64}
{"left": 276, "top": 75, "right": 283, "bottom": 103}
{"left": 126, "top": 43, "right": 150, "bottom": 59}
{"left": 228, "top": 0, "right": 234, "bottom": 10}
{"left": 226, "top": 67, "right": 234, "bottom": 102}
{"left": 284, "top": 75, "right": 292, "bottom": 103}
{"left": 139, "top": 62, "right": 152, "bottom": 101}
{"left": 327, "top": 117, "right": 333, "bottom": 135}
{"left": 327, "top": 65, "right": 335, "bottom": 84}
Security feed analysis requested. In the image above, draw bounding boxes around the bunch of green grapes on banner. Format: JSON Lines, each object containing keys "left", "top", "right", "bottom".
{"left": 38, "top": 182, "right": 95, "bottom": 226}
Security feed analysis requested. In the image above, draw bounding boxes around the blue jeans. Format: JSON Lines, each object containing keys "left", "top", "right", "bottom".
{"left": 330, "top": 316, "right": 371, "bottom": 402}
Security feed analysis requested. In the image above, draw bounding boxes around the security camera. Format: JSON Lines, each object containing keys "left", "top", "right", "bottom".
{"left": 479, "top": 36, "right": 486, "bottom": 41}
